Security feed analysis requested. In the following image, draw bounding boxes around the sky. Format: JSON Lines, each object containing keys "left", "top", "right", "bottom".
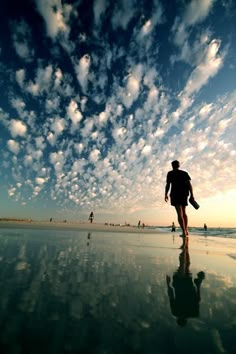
{"left": 0, "top": 0, "right": 236, "bottom": 227}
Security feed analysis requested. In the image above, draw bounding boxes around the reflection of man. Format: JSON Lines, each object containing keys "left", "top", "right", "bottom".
{"left": 166, "top": 247, "right": 205, "bottom": 326}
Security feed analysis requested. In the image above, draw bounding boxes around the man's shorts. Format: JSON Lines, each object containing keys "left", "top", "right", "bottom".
{"left": 170, "top": 194, "right": 188, "bottom": 206}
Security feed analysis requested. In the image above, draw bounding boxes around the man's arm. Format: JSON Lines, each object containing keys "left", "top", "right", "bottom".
{"left": 187, "top": 180, "right": 194, "bottom": 198}
{"left": 165, "top": 181, "right": 170, "bottom": 202}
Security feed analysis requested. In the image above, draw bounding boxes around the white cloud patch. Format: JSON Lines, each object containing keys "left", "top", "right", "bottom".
{"left": 7, "top": 140, "right": 20, "bottom": 155}
{"left": 184, "top": 0, "right": 215, "bottom": 26}
{"left": 171, "top": 0, "right": 216, "bottom": 63}
{"left": 74, "top": 54, "right": 91, "bottom": 93}
{"left": 35, "top": 177, "right": 46, "bottom": 185}
{"left": 140, "top": 1, "right": 164, "bottom": 37}
{"left": 16, "top": 69, "right": 25, "bottom": 88}
{"left": 89, "top": 149, "right": 101, "bottom": 162}
{"left": 93, "top": 0, "right": 108, "bottom": 26}
{"left": 9, "top": 120, "right": 27, "bottom": 138}
{"left": 142, "top": 145, "right": 152, "bottom": 155}
{"left": 67, "top": 100, "right": 83, "bottom": 125}
{"left": 179, "top": 39, "right": 224, "bottom": 107}
{"left": 173, "top": 0, "right": 215, "bottom": 45}
{"left": 51, "top": 117, "right": 66, "bottom": 135}
{"left": 121, "top": 64, "right": 143, "bottom": 108}
{"left": 35, "top": 0, "right": 71, "bottom": 40}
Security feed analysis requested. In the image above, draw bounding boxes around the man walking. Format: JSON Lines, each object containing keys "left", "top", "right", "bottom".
{"left": 165, "top": 160, "right": 194, "bottom": 239}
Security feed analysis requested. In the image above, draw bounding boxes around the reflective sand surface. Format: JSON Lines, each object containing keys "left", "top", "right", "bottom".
{"left": 0, "top": 227, "right": 236, "bottom": 354}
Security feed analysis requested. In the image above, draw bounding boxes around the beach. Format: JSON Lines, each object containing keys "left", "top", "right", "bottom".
{"left": 0, "top": 221, "right": 236, "bottom": 353}
{"left": 0, "top": 220, "right": 161, "bottom": 233}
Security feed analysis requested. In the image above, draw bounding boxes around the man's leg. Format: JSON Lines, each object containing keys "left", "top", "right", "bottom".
{"left": 175, "top": 205, "right": 186, "bottom": 237}
{"left": 182, "top": 206, "right": 189, "bottom": 235}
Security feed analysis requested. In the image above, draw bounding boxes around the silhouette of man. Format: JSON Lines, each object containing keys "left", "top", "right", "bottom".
{"left": 171, "top": 222, "right": 176, "bottom": 232}
{"left": 165, "top": 160, "right": 194, "bottom": 238}
{"left": 166, "top": 247, "right": 205, "bottom": 326}
{"left": 89, "top": 211, "right": 94, "bottom": 223}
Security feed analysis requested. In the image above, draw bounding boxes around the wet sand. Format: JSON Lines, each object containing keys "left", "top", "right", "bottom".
{"left": 1, "top": 220, "right": 236, "bottom": 260}
{"left": 0, "top": 221, "right": 236, "bottom": 353}
{"left": 0, "top": 220, "right": 160, "bottom": 234}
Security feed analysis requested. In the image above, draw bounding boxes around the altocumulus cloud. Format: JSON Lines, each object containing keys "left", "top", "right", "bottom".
{"left": 0, "top": 0, "right": 235, "bottom": 222}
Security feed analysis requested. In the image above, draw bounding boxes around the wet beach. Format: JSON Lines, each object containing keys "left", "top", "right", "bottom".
{"left": 0, "top": 223, "right": 236, "bottom": 353}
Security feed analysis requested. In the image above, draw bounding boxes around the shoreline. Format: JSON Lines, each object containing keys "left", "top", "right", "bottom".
{"left": 1, "top": 220, "right": 236, "bottom": 261}
{"left": 0, "top": 220, "right": 160, "bottom": 234}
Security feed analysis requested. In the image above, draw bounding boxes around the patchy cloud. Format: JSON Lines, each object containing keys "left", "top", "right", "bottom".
{"left": 35, "top": 0, "right": 72, "bottom": 40}
{"left": 0, "top": 0, "right": 235, "bottom": 225}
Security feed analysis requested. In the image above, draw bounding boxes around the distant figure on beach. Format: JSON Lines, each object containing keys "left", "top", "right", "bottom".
{"left": 165, "top": 160, "right": 195, "bottom": 239}
{"left": 89, "top": 212, "right": 94, "bottom": 223}
{"left": 171, "top": 222, "right": 176, "bottom": 232}
{"left": 50, "top": 218, "right": 52, "bottom": 222}
{"left": 142, "top": 223, "right": 145, "bottom": 229}
{"left": 166, "top": 247, "right": 205, "bottom": 326}
{"left": 138, "top": 220, "right": 141, "bottom": 228}
{"left": 204, "top": 223, "right": 207, "bottom": 232}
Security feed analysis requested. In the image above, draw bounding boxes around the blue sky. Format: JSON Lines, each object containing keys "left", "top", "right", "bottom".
{"left": 0, "top": 0, "right": 236, "bottom": 226}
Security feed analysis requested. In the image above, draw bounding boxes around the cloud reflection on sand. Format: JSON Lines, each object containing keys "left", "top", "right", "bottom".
{"left": 0, "top": 228, "right": 235, "bottom": 353}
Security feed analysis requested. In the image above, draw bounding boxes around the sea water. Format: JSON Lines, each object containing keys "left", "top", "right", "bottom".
{"left": 0, "top": 226, "right": 236, "bottom": 354}
{"left": 153, "top": 226, "right": 236, "bottom": 238}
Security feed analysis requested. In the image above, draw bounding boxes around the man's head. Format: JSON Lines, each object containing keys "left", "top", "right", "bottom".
{"left": 171, "top": 160, "right": 180, "bottom": 169}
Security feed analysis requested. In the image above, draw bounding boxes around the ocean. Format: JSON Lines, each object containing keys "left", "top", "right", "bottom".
{"left": 152, "top": 226, "right": 236, "bottom": 238}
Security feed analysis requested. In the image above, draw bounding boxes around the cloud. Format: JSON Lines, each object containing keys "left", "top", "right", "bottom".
{"left": 139, "top": 1, "right": 164, "bottom": 37}
{"left": 8, "top": 187, "right": 16, "bottom": 197}
{"left": 11, "top": 20, "right": 35, "bottom": 61}
{"left": 172, "top": 0, "right": 215, "bottom": 51}
{"left": 16, "top": 69, "right": 25, "bottom": 88}
{"left": 50, "top": 150, "right": 65, "bottom": 172}
{"left": 89, "top": 149, "right": 101, "bottom": 162}
{"left": 0, "top": 0, "right": 235, "bottom": 226}
{"left": 142, "top": 145, "right": 152, "bottom": 155}
{"left": 47, "top": 132, "right": 56, "bottom": 146}
{"left": 67, "top": 100, "right": 83, "bottom": 125}
{"left": 35, "top": 0, "right": 72, "bottom": 40}
{"left": 184, "top": 40, "right": 223, "bottom": 95}
{"left": 9, "top": 120, "right": 27, "bottom": 138}
{"left": 93, "top": 0, "right": 108, "bottom": 26}
{"left": 7, "top": 140, "right": 20, "bottom": 155}
{"left": 178, "top": 39, "right": 224, "bottom": 109}
{"left": 120, "top": 64, "right": 143, "bottom": 108}
{"left": 24, "top": 155, "right": 33, "bottom": 166}
{"left": 35, "top": 177, "right": 46, "bottom": 185}
{"left": 111, "top": 0, "right": 135, "bottom": 30}
{"left": 74, "top": 54, "right": 91, "bottom": 93}
{"left": 184, "top": 0, "right": 215, "bottom": 26}
{"left": 51, "top": 117, "right": 66, "bottom": 135}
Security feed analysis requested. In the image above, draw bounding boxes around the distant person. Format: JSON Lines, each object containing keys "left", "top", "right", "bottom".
{"left": 204, "top": 223, "right": 207, "bottom": 232}
{"left": 50, "top": 218, "right": 52, "bottom": 222}
{"left": 166, "top": 247, "right": 205, "bottom": 326}
{"left": 165, "top": 160, "right": 194, "bottom": 239}
{"left": 171, "top": 222, "right": 176, "bottom": 232}
{"left": 142, "top": 223, "right": 145, "bottom": 229}
{"left": 89, "top": 211, "right": 94, "bottom": 223}
{"left": 138, "top": 220, "right": 141, "bottom": 228}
